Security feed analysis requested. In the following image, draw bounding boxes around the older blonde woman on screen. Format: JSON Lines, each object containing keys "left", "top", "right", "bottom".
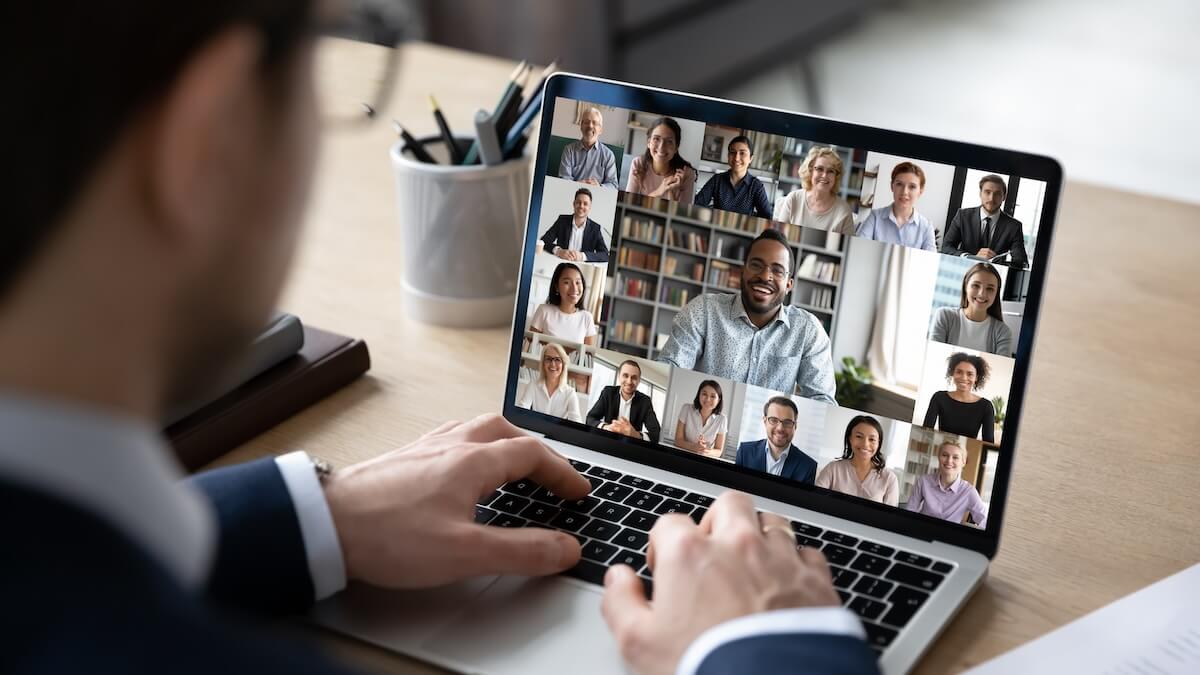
{"left": 773, "top": 146, "right": 855, "bottom": 234}
{"left": 906, "top": 441, "right": 987, "bottom": 528}
{"left": 815, "top": 415, "right": 898, "bottom": 506}
{"left": 929, "top": 262, "right": 1013, "bottom": 356}
{"left": 625, "top": 116, "right": 696, "bottom": 202}
{"left": 529, "top": 262, "right": 597, "bottom": 346}
{"left": 516, "top": 342, "right": 583, "bottom": 423}
{"left": 673, "top": 379, "right": 728, "bottom": 458}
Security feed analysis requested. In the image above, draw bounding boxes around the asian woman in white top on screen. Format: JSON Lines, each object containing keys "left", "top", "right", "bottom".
{"left": 529, "top": 262, "right": 597, "bottom": 346}
{"left": 516, "top": 342, "right": 583, "bottom": 423}
{"left": 673, "top": 379, "right": 728, "bottom": 458}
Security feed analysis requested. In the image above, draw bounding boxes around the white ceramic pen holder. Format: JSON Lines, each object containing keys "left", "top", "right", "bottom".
{"left": 391, "top": 136, "right": 531, "bottom": 327}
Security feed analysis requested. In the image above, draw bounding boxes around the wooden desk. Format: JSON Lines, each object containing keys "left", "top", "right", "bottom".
{"left": 215, "top": 41, "right": 1200, "bottom": 673}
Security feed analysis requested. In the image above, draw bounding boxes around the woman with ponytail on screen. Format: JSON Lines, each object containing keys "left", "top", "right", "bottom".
{"left": 929, "top": 262, "right": 1014, "bottom": 356}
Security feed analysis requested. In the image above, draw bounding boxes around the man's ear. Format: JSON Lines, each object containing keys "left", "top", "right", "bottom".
{"left": 143, "top": 26, "right": 263, "bottom": 247}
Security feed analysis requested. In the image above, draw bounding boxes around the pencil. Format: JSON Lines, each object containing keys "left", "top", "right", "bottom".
{"left": 391, "top": 119, "right": 437, "bottom": 164}
{"left": 518, "top": 60, "right": 558, "bottom": 118}
{"left": 495, "top": 63, "right": 534, "bottom": 141}
{"left": 461, "top": 60, "right": 528, "bottom": 165}
{"left": 428, "top": 95, "right": 464, "bottom": 164}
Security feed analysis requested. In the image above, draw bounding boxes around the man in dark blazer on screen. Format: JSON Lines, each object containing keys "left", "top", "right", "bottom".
{"left": 540, "top": 187, "right": 610, "bottom": 263}
{"left": 0, "top": 2, "right": 878, "bottom": 674}
{"left": 586, "top": 359, "right": 662, "bottom": 444}
{"left": 941, "top": 174, "right": 1029, "bottom": 269}
{"left": 735, "top": 396, "right": 818, "bottom": 484}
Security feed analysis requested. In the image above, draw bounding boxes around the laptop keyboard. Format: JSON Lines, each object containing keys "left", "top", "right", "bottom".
{"left": 474, "top": 458, "right": 955, "bottom": 656}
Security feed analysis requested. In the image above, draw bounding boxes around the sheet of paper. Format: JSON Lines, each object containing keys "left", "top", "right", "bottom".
{"left": 967, "top": 563, "right": 1200, "bottom": 674}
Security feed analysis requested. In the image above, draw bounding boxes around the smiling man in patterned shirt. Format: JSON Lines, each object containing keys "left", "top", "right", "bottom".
{"left": 658, "top": 229, "right": 836, "bottom": 403}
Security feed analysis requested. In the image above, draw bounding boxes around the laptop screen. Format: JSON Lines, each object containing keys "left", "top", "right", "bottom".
{"left": 506, "top": 75, "right": 1060, "bottom": 549}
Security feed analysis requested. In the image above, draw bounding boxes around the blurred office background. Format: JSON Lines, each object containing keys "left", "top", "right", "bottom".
{"left": 370, "top": 0, "right": 1198, "bottom": 205}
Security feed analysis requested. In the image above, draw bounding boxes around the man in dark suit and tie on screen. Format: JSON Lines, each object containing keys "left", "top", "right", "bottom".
{"left": 736, "top": 397, "right": 819, "bottom": 484}
{"left": 540, "top": 187, "right": 610, "bottom": 262}
{"left": 586, "top": 360, "right": 662, "bottom": 444}
{"left": 941, "top": 174, "right": 1029, "bottom": 269}
{"left": 0, "top": 2, "right": 877, "bottom": 674}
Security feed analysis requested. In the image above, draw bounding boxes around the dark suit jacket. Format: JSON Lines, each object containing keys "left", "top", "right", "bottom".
{"left": 540, "top": 215, "right": 609, "bottom": 262}
{"left": 586, "top": 385, "right": 661, "bottom": 444}
{"left": 940, "top": 207, "right": 1028, "bottom": 269}
{"left": 735, "top": 439, "right": 818, "bottom": 485}
{"left": 2, "top": 457, "right": 876, "bottom": 674}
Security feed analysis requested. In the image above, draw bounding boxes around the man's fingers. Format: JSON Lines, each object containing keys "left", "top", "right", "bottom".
{"left": 759, "top": 512, "right": 796, "bottom": 554}
{"left": 417, "top": 419, "right": 462, "bottom": 441}
{"left": 469, "top": 435, "right": 591, "bottom": 500}
{"left": 645, "top": 513, "right": 698, "bottom": 573}
{"left": 706, "top": 491, "right": 759, "bottom": 537}
{"left": 600, "top": 565, "right": 651, "bottom": 652}
{"left": 459, "top": 524, "right": 580, "bottom": 577}
{"left": 455, "top": 413, "right": 530, "bottom": 444}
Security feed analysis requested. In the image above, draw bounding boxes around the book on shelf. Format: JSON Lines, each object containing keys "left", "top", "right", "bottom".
{"left": 621, "top": 214, "right": 664, "bottom": 243}
{"left": 616, "top": 272, "right": 655, "bottom": 300}
{"left": 712, "top": 238, "right": 747, "bottom": 261}
{"left": 567, "top": 372, "right": 590, "bottom": 395}
{"left": 707, "top": 260, "right": 742, "bottom": 290}
{"left": 825, "top": 231, "right": 843, "bottom": 250}
{"left": 667, "top": 228, "right": 708, "bottom": 253}
{"left": 660, "top": 286, "right": 691, "bottom": 308}
{"left": 808, "top": 287, "right": 834, "bottom": 310}
{"left": 618, "top": 246, "right": 661, "bottom": 271}
{"left": 612, "top": 319, "right": 649, "bottom": 346}
{"left": 656, "top": 333, "right": 671, "bottom": 349}
{"left": 797, "top": 254, "right": 841, "bottom": 282}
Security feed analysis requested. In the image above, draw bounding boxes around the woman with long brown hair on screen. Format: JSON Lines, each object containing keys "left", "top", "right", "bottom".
{"left": 625, "top": 116, "right": 696, "bottom": 201}
{"left": 929, "top": 262, "right": 1013, "bottom": 356}
{"left": 815, "top": 415, "right": 899, "bottom": 506}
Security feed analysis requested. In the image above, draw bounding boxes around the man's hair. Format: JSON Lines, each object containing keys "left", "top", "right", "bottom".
{"left": 574, "top": 187, "right": 593, "bottom": 202}
{"left": 728, "top": 135, "right": 754, "bottom": 156}
{"left": 763, "top": 395, "right": 798, "bottom": 418}
{"left": 747, "top": 228, "right": 794, "bottom": 275}
{"left": 979, "top": 174, "right": 1007, "bottom": 196}
{"left": 618, "top": 359, "right": 642, "bottom": 377}
{"left": 2, "top": 1, "right": 315, "bottom": 297}
{"left": 581, "top": 107, "right": 604, "bottom": 125}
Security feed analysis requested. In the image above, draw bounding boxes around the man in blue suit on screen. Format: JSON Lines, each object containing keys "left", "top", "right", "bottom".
{"left": 0, "top": 2, "right": 875, "bottom": 674}
{"left": 736, "top": 396, "right": 819, "bottom": 484}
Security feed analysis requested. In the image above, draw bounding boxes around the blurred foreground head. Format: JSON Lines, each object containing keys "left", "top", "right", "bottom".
{"left": 0, "top": 1, "right": 319, "bottom": 417}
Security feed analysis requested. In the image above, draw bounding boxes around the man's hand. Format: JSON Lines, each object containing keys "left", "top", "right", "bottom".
{"left": 555, "top": 248, "right": 573, "bottom": 260}
{"left": 601, "top": 492, "right": 840, "bottom": 675}
{"left": 322, "top": 414, "right": 591, "bottom": 588}
{"left": 976, "top": 247, "right": 996, "bottom": 259}
{"left": 583, "top": 178, "right": 600, "bottom": 186}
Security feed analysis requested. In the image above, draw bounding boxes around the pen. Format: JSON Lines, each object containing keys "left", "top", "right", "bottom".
{"left": 517, "top": 60, "right": 558, "bottom": 118}
{"left": 461, "top": 60, "right": 527, "bottom": 165}
{"left": 391, "top": 119, "right": 438, "bottom": 164}
{"left": 429, "top": 95, "right": 464, "bottom": 164}
{"left": 501, "top": 86, "right": 544, "bottom": 158}
{"left": 495, "top": 63, "right": 534, "bottom": 142}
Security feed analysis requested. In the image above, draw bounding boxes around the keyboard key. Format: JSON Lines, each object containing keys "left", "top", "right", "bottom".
{"left": 519, "top": 502, "right": 560, "bottom": 524}
{"left": 587, "top": 466, "right": 623, "bottom": 481}
{"left": 492, "top": 494, "right": 530, "bottom": 515}
{"left": 653, "top": 499, "right": 693, "bottom": 515}
{"left": 885, "top": 563, "right": 945, "bottom": 591}
{"left": 581, "top": 541, "right": 618, "bottom": 563}
{"left": 623, "top": 490, "right": 663, "bottom": 511}
{"left": 689, "top": 507, "right": 707, "bottom": 524}
{"left": 791, "top": 521, "right": 824, "bottom": 537}
{"left": 836, "top": 589, "right": 851, "bottom": 604}
{"left": 563, "top": 559, "right": 606, "bottom": 586}
{"left": 894, "top": 551, "right": 932, "bottom": 568}
{"left": 795, "top": 534, "right": 823, "bottom": 548}
{"left": 491, "top": 514, "right": 526, "bottom": 528}
{"left": 931, "top": 561, "right": 954, "bottom": 574}
{"left": 611, "top": 550, "right": 646, "bottom": 570}
{"left": 482, "top": 490, "right": 501, "bottom": 505}
{"left": 858, "top": 541, "right": 895, "bottom": 557}
{"left": 821, "top": 530, "right": 860, "bottom": 547}
{"left": 683, "top": 492, "right": 713, "bottom": 507}
{"left": 567, "top": 459, "right": 591, "bottom": 472}
{"left": 504, "top": 479, "right": 539, "bottom": 496}
{"left": 595, "top": 482, "right": 634, "bottom": 502}
{"left": 618, "top": 475, "right": 655, "bottom": 490}
{"left": 822, "top": 543, "right": 857, "bottom": 566}
{"left": 579, "top": 519, "right": 620, "bottom": 541}
{"left": 585, "top": 475, "right": 606, "bottom": 491}
{"left": 830, "top": 566, "right": 859, "bottom": 589}
{"left": 852, "top": 576, "right": 895, "bottom": 600}
{"left": 474, "top": 505, "right": 497, "bottom": 524}
{"left": 549, "top": 511, "right": 590, "bottom": 532}
{"left": 850, "top": 553, "right": 891, "bottom": 576}
{"left": 649, "top": 484, "right": 686, "bottom": 499}
{"left": 862, "top": 621, "right": 898, "bottom": 649}
{"left": 593, "top": 502, "right": 632, "bottom": 523}
{"left": 612, "top": 528, "right": 649, "bottom": 551}
{"left": 563, "top": 496, "right": 600, "bottom": 514}
{"left": 621, "top": 509, "right": 659, "bottom": 531}
{"left": 849, "top": 595, "right": 887, "bottom": 620}
{"left": 881, "top": 585, "right": 930, "bottom": 628}
{"left": 529, "top": 486, "right": 563, "bottom": 505}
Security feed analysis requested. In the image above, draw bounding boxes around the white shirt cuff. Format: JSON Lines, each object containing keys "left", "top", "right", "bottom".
{"left": 675, "top": 607, "right": 865, "bottom": 675}
{"left": 274, "top": 451, "right": 347, "bottom": 600}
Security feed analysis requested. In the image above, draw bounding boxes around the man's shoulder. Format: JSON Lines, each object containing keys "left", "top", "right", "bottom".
{"left": 781, "top": 304, "right": 825, "bottom": 332}
{"left": 737, "top": 439, "right": 762, "bottom": 450}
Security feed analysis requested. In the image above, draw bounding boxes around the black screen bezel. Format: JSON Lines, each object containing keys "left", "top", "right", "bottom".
{"left": 503, "top": 73, "right": 1062, "bottom": 559}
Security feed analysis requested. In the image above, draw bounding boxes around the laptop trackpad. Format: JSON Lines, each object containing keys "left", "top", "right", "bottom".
{"left": 422, "top": 576, "right": 629, "bottom": 675}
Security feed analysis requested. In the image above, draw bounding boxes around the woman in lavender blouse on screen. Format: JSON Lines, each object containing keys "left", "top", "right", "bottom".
{"left": 905, "top": 441, "right": 987, "bottom": 528}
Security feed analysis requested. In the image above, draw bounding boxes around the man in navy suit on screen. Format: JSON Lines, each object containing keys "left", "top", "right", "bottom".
{"left": 736, "top": 396, "right": 819, "bottom": 484}
{"left": 0, "top": 2, "right": 876, "bottom": 674}
{"left": 539, "top": 187, "right": 610, "bottom": 263}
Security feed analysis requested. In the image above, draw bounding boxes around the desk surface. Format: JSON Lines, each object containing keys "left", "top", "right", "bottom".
{"left": 215, "top": 40, "right": 1200, "bottom": 674}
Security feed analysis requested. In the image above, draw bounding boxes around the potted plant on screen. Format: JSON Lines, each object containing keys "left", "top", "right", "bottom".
{"left": 835, "top": 356, "right": 872, "bottom": 409}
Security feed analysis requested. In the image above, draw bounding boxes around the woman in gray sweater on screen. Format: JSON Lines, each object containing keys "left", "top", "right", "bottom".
{"left": 930, "top": 262, "right": 1013, "bottom": 356}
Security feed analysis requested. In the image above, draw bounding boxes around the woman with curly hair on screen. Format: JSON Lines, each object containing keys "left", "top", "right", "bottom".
{"left": 922, "top": 352, "right": 995, "bottom": 441}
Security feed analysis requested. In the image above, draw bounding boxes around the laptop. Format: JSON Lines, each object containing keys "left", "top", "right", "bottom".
{"left": 311, "top": 73, "right": 1062, "bottom": 675}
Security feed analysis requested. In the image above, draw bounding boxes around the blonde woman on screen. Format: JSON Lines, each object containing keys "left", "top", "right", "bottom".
{"left": 773, "top": 146, "right": 855, "bottom": 234}
{"left": 516, "top": 342, "right": 583, "bottom": 423}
